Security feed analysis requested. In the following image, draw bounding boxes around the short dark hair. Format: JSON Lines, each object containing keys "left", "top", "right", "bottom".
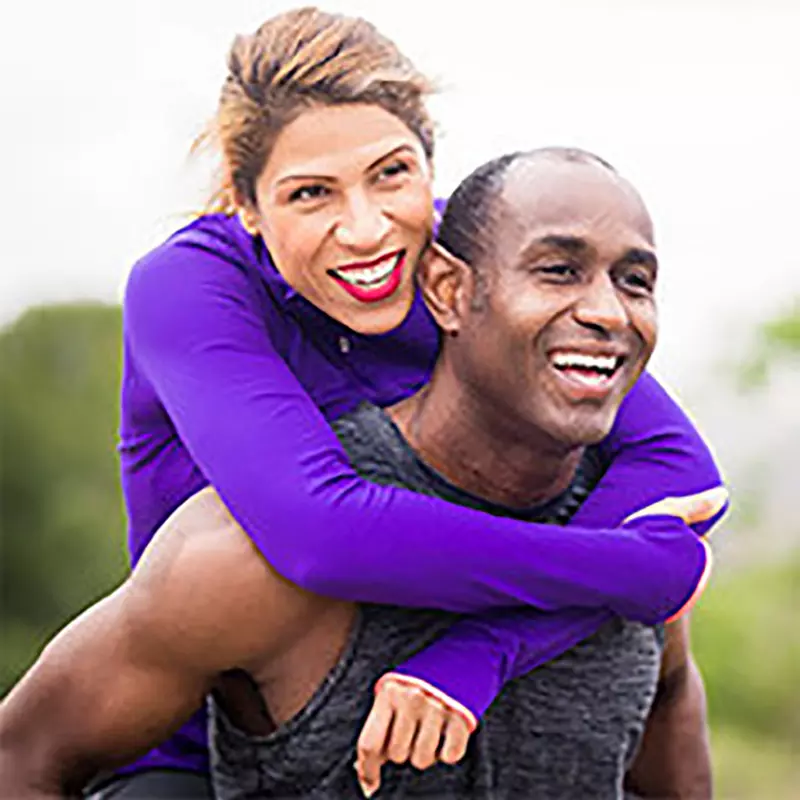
{"left": 436, "top": 147, "right": 617, "bottom": 302}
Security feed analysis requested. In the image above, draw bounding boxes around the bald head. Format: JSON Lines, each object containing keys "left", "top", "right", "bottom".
{"left": 436, "top": 147, "right": 653, "bottom": 290}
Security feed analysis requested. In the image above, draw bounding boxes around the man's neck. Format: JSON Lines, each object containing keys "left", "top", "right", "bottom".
{"left": 388, "top": 368, "right": 584, "bottom": 510}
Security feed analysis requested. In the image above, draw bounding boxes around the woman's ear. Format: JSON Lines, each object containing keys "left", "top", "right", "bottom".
{"left": 233, "top": 187, "right": 261, "bottom": 236}
{"left": 238, "top": 210, "right": 260, "bottom": 236}
{"left": 417, "top": 242, "right": 474, "bottom": 336}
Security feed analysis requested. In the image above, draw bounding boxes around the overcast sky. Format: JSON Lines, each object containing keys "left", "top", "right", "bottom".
{"left": 2, "top": 0, "right": 798, "bottom": 391}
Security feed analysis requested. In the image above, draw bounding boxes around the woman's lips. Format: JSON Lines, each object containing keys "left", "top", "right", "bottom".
{"left": 328, "top": 251, "right": 406, "bottom": 304}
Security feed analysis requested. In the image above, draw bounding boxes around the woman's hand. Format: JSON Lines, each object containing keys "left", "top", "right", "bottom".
{"left": 354, "top": 674, "right": 475, "bottom": 797}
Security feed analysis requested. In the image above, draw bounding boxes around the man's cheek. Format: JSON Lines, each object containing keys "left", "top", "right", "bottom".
{"left": 631, "top": 307, "right": 658, "bottom": 361}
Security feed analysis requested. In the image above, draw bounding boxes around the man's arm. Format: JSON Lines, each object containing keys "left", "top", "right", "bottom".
{"left": 624, "top": 616, "right": 712, "bottom": 799}
{"left": 0, "top": 488, "right": 306, "bottom": 798}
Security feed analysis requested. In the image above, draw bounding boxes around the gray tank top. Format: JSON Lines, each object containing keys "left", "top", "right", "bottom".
{"left": 210, "top": 404, "right": 663, "bottom": 799}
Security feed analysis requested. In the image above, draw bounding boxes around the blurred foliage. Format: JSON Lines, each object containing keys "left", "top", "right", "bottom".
{"left": 0, "top": 302, "right": 798, "bottom": 798}
{"left": 0, "top": 303, "right": 128, "bottom": 689}
{"left": 692, "top": 560, "right": 800, "bottom": 798}
{"left": 737, "top": 297, "right": 800, "bottom": 389}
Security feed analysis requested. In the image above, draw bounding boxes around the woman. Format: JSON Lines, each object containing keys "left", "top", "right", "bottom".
{"left": 110, "top": 7, "right": 721, "bottom": 797}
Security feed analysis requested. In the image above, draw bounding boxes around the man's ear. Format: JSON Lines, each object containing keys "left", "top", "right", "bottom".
{"left": 417, "top": 242, "right": 474, "bottom": 336}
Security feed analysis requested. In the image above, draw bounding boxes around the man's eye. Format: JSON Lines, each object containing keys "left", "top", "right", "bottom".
{"left": 536, "top": 264, "right": 578, "bottom": 280}
{"left": 619, "top": 270, "right": 654, "bottom": 294}
{"left": 288, "top": 185, "right": 329, "bottom": 203}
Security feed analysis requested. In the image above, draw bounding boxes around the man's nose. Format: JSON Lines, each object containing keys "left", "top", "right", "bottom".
{"left": 573, "top": 274, "right": 629, "bottom": 333}
{"left": 334, "top": 189, "right": 391, "bottom": 253}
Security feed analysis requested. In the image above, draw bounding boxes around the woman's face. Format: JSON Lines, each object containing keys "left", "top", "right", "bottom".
{"left": 248, "top": 103, "right": 434, "bottom": 334}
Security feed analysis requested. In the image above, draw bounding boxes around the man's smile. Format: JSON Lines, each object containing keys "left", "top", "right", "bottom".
{"left": 546, "top": 347, "right": 629, "bottom": 401}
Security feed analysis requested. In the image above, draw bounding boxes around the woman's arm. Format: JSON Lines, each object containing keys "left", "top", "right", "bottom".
{"left": 124, "top": 242, "right": 707, "bottom": 620}
{"left": 384, "top": 494, "right": 724, "bottom": 722}
{"left": 383, "top": 390, "right": 727, "bottom": 721}
{"left": 355, "top": 464, "right": 725, "bottom": 785}
{"left": 573, "top": 371, "right": 728, "bottom": 535}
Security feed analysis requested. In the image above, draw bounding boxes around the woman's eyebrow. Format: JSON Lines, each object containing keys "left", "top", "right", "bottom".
{"left": 274, "top": 145, "right": 418, "bottom": 186}
{"left": 366, "top": 144, "right": 418, "bottom": 171}
{"left": 275, "top": 172, "right": 336, "bottom": 186}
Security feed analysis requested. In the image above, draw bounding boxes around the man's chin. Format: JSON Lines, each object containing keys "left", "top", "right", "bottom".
{"left": 547, "top": 410, "right": 618, "bottom": 449}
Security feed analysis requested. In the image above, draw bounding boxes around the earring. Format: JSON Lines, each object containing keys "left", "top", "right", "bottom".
{"left": 238, "top": 210, "right": 260, "bottom": 237}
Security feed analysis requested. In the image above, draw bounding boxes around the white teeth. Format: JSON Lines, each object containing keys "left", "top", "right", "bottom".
{"left": 563, "top": 370, "right": 611, "bottom": 387}
{"left": 332, "top": 255, "right": 400, "bottom": 287}
{"left": 550, "top": 352, "right": 619, "bottom": 372}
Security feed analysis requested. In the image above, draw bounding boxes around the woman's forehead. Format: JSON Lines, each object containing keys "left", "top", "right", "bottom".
{"left": 261, "top": 104, "right": 427, "bottom": 184}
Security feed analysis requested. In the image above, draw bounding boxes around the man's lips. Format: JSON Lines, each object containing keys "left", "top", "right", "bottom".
{"left": 546, "top": 346, "right": 630, "bottom": 399}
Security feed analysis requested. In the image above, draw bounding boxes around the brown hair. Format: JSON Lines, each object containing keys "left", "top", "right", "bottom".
{"left": 195, "top": 7, "right": 435, "bottom": 215}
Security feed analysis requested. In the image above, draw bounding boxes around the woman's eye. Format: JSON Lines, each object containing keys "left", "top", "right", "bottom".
{"left": 288, "top": 184, "right": 329, "bottom": 203}
{"left": 376, "top": 160, "right": 411, "bottom": 182}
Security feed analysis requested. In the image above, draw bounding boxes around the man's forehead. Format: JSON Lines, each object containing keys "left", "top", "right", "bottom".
{"left": 497, "top": 157, "right": 654, "bottom": 246}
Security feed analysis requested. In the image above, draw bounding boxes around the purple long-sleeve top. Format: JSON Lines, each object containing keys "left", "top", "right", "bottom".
{"left": 119, "top": 212, "right": 727, "bottom": 774}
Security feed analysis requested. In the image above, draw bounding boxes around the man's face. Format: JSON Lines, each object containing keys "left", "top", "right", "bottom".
{"left": 451, "top": 158, "right": 658, "bottom": 449}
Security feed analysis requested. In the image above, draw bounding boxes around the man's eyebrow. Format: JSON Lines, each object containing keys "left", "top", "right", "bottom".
{"left": 538, "top": 235, "right": 588, "bottom": 253}
{"left": 518, "top": 235, "right": 588, "bottom": 262}
{"left": 275, "top": 144, "right": 417, "bottom": 186}
{"left": 620, "top": 248, "right": 658, "bottom": 271}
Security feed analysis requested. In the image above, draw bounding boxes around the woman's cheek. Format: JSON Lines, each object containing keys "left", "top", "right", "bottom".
{"left": 387, "top": 185, "right": 434, "bottom": 228}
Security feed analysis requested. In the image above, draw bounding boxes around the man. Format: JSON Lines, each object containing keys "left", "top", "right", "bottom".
{"left": 0, "top": 149, "right": 718, "bottom": 799}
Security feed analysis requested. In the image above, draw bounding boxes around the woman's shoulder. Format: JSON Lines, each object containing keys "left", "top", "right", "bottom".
{"left": 125, "top": 214, "right": 268, "bottom": 307}
{"left": 123, "top": 214, "right": 287, "bottom": 347}
{"left": 134, "top": 213, "right": 255, "bottom": 275}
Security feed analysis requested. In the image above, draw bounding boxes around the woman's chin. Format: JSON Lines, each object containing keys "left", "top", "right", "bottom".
{"left": 335, "top": 289, "right": 416, "bottom": 336}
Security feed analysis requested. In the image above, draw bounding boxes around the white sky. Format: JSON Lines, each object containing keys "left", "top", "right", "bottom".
{"left": 1, "top": 0, "right": 799, "bottom": 391}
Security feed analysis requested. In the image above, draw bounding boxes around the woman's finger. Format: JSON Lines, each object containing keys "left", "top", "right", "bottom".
{"left": 409, "top": 701, "right": 446, "bottom": 770}
{"left": 439, "top": 714, "right": 471, "bottom": 765}
{"left": 355, "top": 690, "right": 395, "bottom": 797}
{"left": 384, "top": 685, "right": 425, "bottom": 764}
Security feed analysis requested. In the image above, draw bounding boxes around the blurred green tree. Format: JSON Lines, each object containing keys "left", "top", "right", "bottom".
{"left": 738, "top": 297, "right": 800, "bottom": 388}
{"left": 0, "top": 303, "right": 128, "bottom": 692}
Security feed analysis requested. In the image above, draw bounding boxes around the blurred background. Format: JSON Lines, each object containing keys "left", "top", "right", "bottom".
{"left": 1, "top": 1, "right": 798, "bottom": 797}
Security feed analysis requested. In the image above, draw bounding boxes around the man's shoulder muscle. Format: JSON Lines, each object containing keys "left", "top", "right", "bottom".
{"left": 125, "top": 488, "right": 286, "bottom": 676}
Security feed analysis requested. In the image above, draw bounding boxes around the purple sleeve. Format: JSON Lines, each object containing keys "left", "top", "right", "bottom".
{"left": 572, "top": 372, "right": 728, "bottom": 530}
{"left": 391, "top": 385, "right": 728, "bottom": 719}
{"left": 124, "top": 245, "right": 709, "bottom": 621}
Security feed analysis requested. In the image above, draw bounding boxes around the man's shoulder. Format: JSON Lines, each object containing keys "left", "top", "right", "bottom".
{"left": 332, "top": 404, "right": 427, "bottom": 491}
{"left": 127, "top": 487, "right": 281, "bottom": 672}
{"left": 331, "top": 403, "right": 403, "bottom": 468}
